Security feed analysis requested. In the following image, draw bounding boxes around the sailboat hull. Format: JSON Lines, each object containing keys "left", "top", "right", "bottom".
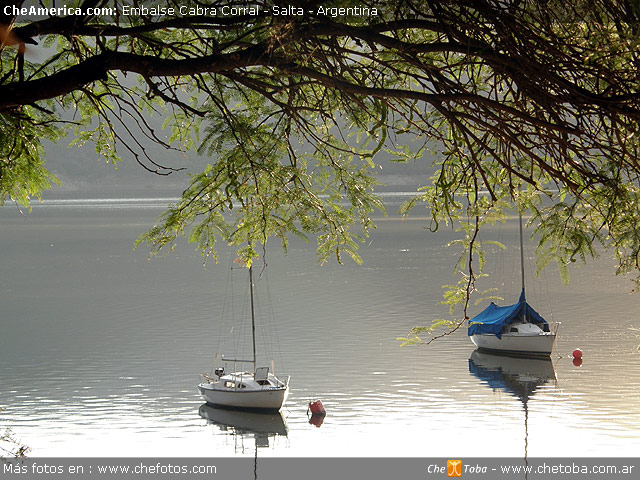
{"left": 198, "top": 384, "right": 289, "bottom": 411}
{"left": 470, "top": 332, "right": 556, "bottom": 357}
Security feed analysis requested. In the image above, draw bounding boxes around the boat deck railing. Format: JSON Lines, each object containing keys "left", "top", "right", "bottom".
{"left": 198, "top": 372, "right": 290, "bottom": 389}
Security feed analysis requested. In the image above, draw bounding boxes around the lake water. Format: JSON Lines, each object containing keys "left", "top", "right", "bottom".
{"left": 1, "top": 198, "right": 639, "bottom": 458}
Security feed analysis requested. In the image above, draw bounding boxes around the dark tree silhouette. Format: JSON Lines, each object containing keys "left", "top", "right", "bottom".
{"left": 3, "top": 1, "right": 640, "bottom": 336}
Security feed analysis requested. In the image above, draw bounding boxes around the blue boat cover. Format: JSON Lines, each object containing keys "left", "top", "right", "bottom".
{"left": 468, "top": 290, "right": 547, "bottom": 338}
{"left": 468, "top": 358, "right": 515, "bottom": 395}
{"left": 468, "top": 355, "right": 537, "bottom": 402}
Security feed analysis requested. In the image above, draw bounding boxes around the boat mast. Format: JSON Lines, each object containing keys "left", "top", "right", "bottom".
{"left": 519, "top": 211, "right": 525, "bottom": 296}
{"left": 248, "top": 263, "right": 257, "bottom": 373}
{"left": 519, "top": 210, "right": 529, "bottom": 324}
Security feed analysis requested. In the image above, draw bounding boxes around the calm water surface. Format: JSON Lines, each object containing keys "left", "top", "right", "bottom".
{"left": 1, "top": 199, "right": 639, "bottom": 457}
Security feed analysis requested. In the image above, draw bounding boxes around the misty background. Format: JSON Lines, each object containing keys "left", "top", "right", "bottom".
{"left": 40, "top": 123, "right": 435, "bottom": 200}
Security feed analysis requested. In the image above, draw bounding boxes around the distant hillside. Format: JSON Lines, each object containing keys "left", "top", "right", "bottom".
{"left": 42, "top": 129, "right": 436, "bottom": 199}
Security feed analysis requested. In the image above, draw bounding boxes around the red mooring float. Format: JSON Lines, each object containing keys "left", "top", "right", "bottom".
{"left": 308, "top": 400, "right": 326, "bottom": 415}
{"left": 572, "top": 348, "right": 583, "bottom": 359}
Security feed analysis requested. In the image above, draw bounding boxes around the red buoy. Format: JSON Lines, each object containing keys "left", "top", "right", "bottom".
{"left": 573, "top": 357, "right": 583, "bottom": 367}
{"left": 572, "top": 348, "right": 583, "bottom": 359}
{"left": 308, "top": 400, "right": 326, "bottom": 416}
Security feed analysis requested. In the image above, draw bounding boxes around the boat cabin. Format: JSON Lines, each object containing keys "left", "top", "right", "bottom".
{"left": 210, "top": 367, "right": 286, "bottom": 391}
{"left": 504, "top": 322, "right": 549, "bottom": 335}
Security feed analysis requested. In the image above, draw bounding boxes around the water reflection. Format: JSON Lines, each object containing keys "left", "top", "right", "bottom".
{"left": 308, "top": 413, "right": 325, "bottom": 428}
{"left": 199, "top": 405, "right": 288, "bottom": 479}
{"left": 198, "top": 404, "right": 288, "bottom": 449}
{"left": 468, "top": 351, "right": 557, "bottom": 459}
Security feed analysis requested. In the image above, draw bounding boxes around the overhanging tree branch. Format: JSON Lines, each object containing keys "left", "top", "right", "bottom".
{"left": 3, "top": 0, "right": 640, "bottom": 292}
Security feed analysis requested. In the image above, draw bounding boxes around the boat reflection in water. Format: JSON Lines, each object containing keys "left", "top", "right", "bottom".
{"left": 468, "top": 350, "right": 556, "bottom": 459}
{"left": 199, "top": 403, "right": 288, "bottom": 449}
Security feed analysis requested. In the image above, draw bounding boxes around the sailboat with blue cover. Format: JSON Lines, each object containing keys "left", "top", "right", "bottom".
{"left": 468, "top": 213, "right": 558, "bottom": 356}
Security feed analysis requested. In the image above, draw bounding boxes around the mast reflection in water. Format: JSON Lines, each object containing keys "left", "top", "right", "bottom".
{"left": 199, "top": 404, "right": 289, "bottom": 479}
{"left": 468, "top": 351, "right": 556, "bottom": 460}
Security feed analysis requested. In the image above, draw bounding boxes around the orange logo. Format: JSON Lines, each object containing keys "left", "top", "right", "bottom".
{"left": 447, "top": 460, "right": 462, "bottom": 477}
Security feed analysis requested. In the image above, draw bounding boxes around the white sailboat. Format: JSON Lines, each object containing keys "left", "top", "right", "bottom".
{"left": 468, "top": 213, "right": 558, "bottom": 356}
{"left": 198, "top": 263, "right": 289, "bottom": 411}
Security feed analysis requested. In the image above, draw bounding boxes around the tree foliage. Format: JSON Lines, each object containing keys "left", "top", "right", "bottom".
{"left": 4, "top": 0, "right": 640, "bottom": 335}
{"left": 1, "top": 421, "right": 29, "bottom": 458}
